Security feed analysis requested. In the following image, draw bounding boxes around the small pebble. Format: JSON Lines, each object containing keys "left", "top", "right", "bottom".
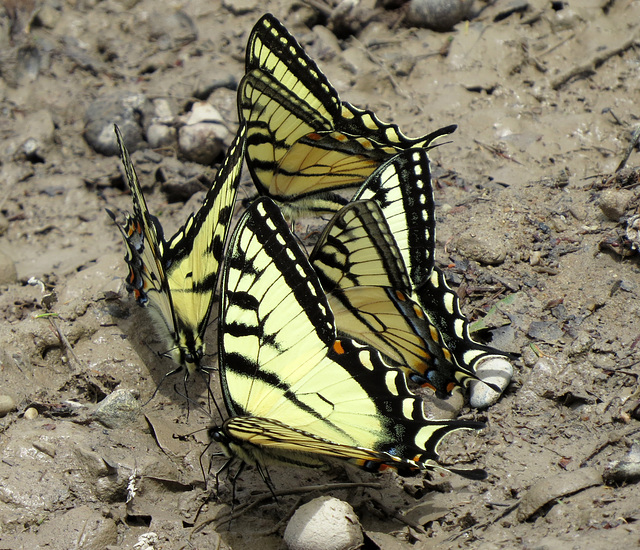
{"left": 455, "top": 233, "right": 507, "bottom": 265}
{"left": 284, "top": 496, "right": 363, "bottom": 550}
{"left": 469, "top": 357, "right": 513, "bottom": 409}
{"left": 0, "top": 395, "right": 16, "bottom": 417}
{"left": 146, "top": 123, "right": 176, "bottom": 149}
{"left": 406, "top": 0, "right": 473, "bottom": 31}
{"left": 24, "top": 407, "right": 39, "bottom": 419}
{"left": 599, "top": 189, "right": 633, "bottom": 221}
{"left": 84, "top": 92, "right": 153, "bottom": 156}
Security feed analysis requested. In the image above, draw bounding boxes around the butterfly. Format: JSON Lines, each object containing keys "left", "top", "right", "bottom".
{"left": 107, "top": 123, "right": 246, "bottom": 378}
{"left": 208, "top": 196, "right": 486, "bottom": 483}
{"left": 238, "top": 13, "right": 456, "bottom": 217}
{"left": 351, "top": 148, "right": 513, "bottom": 395}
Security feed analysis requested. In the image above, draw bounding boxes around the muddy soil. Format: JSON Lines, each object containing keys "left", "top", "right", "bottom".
{"left": 1, "top": 1, "right": 640, "bottom": 548}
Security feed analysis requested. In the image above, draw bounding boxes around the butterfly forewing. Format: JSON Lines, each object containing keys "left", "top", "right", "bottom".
{"left": 354, "top": 148, "right": 437, "bottom": 288}
{"left": 239, "top": 13, "right": 456, "bottom": 216}
{"left": 354, "top": 147, "right": 512, "bottom": 386}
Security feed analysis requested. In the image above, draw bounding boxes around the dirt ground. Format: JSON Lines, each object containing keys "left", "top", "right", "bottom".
{"left": 1, "top": 0, "right": 640, "bottom": 548}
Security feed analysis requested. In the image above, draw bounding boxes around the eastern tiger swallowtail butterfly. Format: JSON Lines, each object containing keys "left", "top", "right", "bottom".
{"left": 208, "top": 196, "right": 486, "bottom": 481}
{"left": 238, "top": 13, "right": 456, "bottom": 217}
{"left": 107, "top": 123, "right": 246, "bottom": 378}
{"left": 351, "top": 148, "right": 514, "bottom": 401}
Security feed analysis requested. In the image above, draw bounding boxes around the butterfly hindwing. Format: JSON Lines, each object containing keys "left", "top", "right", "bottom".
{"left": 354, "top": 148, "right": 512, "bottom": 388}
{"left": 309, "top": 198, "right": 460, "bottom": 395}
{"left": 109, "top": 124, "right": 246, "bottom": 375}
{"left": 212, "top": 197, "right": 485, "bottom": 476}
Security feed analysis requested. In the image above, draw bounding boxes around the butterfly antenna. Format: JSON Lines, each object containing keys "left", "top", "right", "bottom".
{"left": 140, "top": 362, "right": 184, "bottom": 407}
{"left": 195, "top": 366, "right": 225, "bottom": 420}
{"left": 172, "top": 381, "right": 198, "bottom": 421}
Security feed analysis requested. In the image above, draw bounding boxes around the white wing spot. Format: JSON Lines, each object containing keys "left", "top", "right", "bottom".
{"left": 359, "top": 350, "right": 374, "bottom": 371}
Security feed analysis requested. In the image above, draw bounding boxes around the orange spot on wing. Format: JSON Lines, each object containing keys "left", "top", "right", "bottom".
{"left": 333, "top": 340, "right": 345, "bottom": 355}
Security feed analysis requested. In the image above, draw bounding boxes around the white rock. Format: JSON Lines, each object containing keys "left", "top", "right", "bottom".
{"left": 146, "top": 123, "right": 176, "bottom": 149}
{"left": 183, "top": 101, "right": 225, "bottom": 126}
{"left": 177, "top": 102, "right": 229, "bottom": 164}
{"left": 469, "top": 356, "right": 513, "bottom": 409}
{"left": 0, "top": 394, "right": 16, "bottom": 417}
{"left": 284, "top": 496, "right": 363, "bottom": 550}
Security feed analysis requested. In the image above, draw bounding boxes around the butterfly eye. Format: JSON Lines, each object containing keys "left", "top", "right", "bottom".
{"left": 208, "top": 428, "right": 224, "bottom": 443}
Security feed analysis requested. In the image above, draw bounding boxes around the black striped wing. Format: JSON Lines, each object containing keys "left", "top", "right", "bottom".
{"left": 309, "top": 199, "right": 460, "bottom": 396}
{"left": 108, "top": 124, "right": 246, "bottom": 374}
{"left": 239, "top": 13, "right": 456, "bottom": 216}
{"left": 214, "top": 196, "right": 484, "bottom": 475}
{"left": 354, "top": 148, "right": 512, "bottom": 386}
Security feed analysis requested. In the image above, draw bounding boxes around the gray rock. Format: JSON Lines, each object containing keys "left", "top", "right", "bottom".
{"left": 93, "top": 389, "right": 141, "bottom": 429}
{"left": 599, "top": 189, "right": 633, "bottom": 221}
{"left": 407, "top": 0, "right": 474, "bottom": 31}
{"left": 84, "top": 92, "right": 153, "bottom": 156}
{"left": 455, "top": 233, "right": 507, "bottom": 265}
